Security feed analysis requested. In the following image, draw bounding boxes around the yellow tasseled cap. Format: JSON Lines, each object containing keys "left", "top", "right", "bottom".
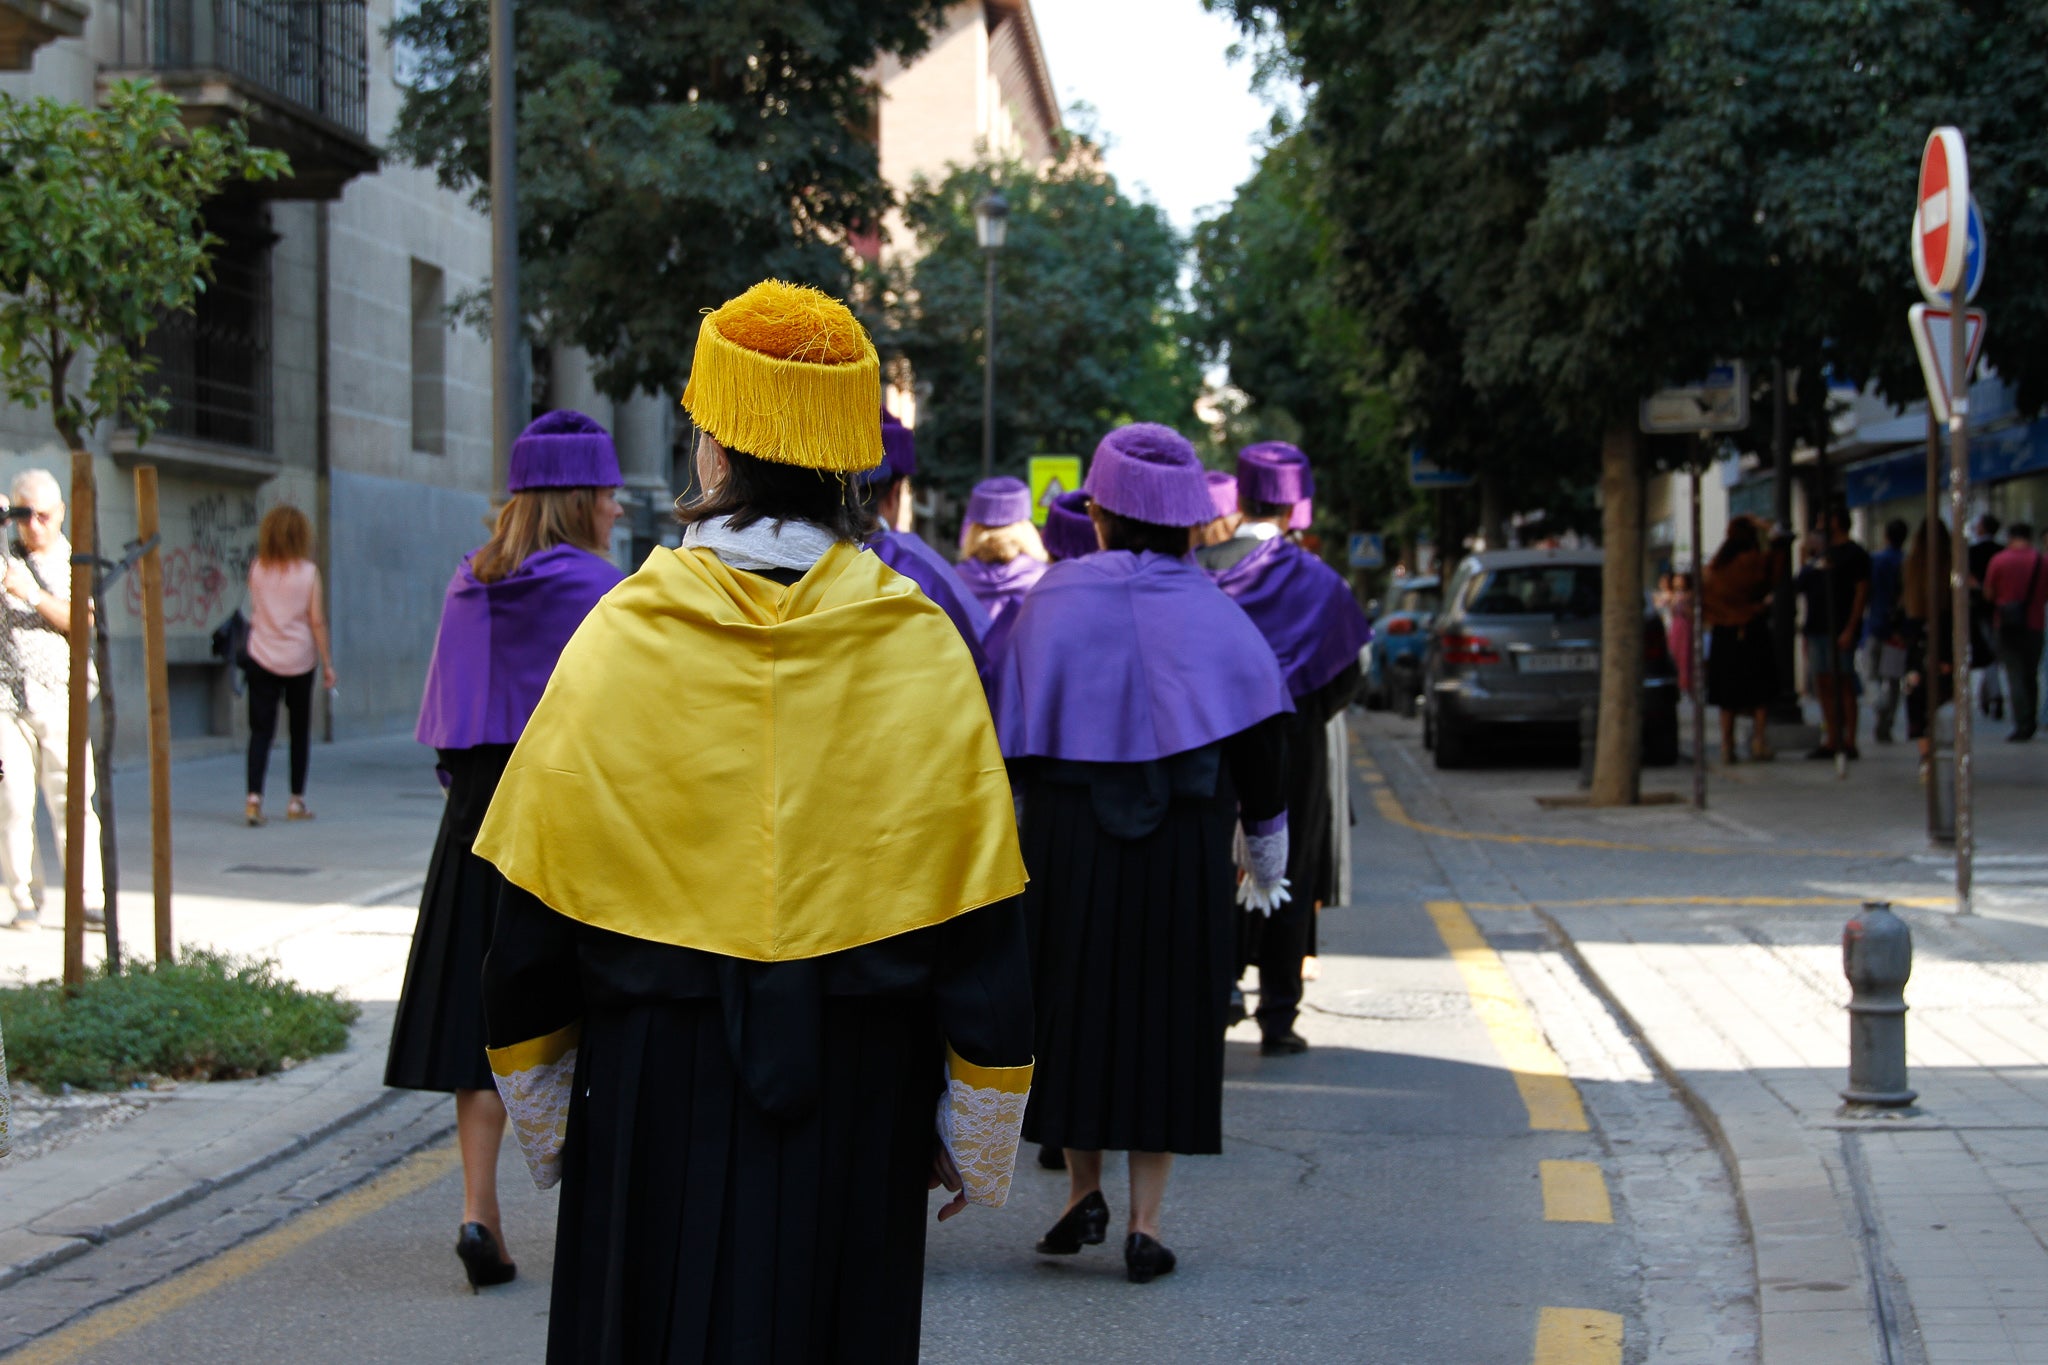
{"left": 681, "top": 280, "right": 884, "bottom": 472}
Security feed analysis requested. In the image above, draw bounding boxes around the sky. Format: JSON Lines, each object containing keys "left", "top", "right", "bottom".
{"left": 1027, "top": 0, "right": 1287, "bottom": 234}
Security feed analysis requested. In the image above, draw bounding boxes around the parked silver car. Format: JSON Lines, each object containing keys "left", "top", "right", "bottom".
{"left": 1421, "top": 548, "right": 1679, "bottom": 769}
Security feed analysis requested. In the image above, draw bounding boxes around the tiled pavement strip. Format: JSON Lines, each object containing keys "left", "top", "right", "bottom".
{"left": 1359, "top": 709, "right": 2048, "bottom": 1365}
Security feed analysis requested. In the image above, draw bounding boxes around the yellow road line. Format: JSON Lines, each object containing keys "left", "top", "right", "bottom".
{"left": 1425, "top": 900, "right": 1588, "bottom": 1132}
{"left": 1465, "top": 895, "right": 1952, "bottom": 912}
{"left": 1539, "top": 1160, "right": 1614, "bottom": 1223}
{"left": 1356, "top": 753, "right": 1889, "bottom": 859}
{"left": 9, "top": 1144, "right": 461, "bottom": 1365}
{"left": 1533, "top": 1307, "right": 1624, "bottom": 1364}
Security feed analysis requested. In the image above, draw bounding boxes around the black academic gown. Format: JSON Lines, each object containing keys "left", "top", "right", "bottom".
{"left": 1014, "top": 717, "right": 1287, "bottom": 1156}
{"left": 484, "top": 888, "right": 1033, "bottom": 1365}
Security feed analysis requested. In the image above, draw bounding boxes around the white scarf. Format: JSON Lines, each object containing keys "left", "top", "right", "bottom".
{"left": 682, "top": 514, "right": 839, "bottom": 572}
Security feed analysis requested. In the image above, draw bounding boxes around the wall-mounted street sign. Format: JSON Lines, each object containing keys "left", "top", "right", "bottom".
{"left": 1348, "top": 532, "right": 1385, "bottom": 570}
{"left": 1639, "top": 362, "right": 1750, "bottom": 434}
{"left": 1912, "top": 127, "right": 1971, "bottom": 303}
{"left": 1907, "top": 304, "right": 1988, "bottom": 426}
{"left": 1407, "top": 449, "right": 1474, "bottom": 489}
{"left": 1027, "top": 454, "right": 1083, "bottom": 526}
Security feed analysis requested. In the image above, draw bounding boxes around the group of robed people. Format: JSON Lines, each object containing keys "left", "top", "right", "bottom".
{"left": 379, "top": 280, "right": 1371, "bottom": 1364}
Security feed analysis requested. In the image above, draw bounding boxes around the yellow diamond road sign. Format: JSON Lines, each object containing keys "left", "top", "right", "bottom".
{"left": 1028, "top": 455, "right": 1082, "bottom": 526}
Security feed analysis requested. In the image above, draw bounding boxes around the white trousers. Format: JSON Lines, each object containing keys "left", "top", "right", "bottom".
{"left": 0, "top": 701, "right": 103, "bottom": 916}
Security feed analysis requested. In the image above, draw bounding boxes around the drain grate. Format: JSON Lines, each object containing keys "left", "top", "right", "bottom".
{"left": 223, "top": 864, "right": 319, "bottom": 876}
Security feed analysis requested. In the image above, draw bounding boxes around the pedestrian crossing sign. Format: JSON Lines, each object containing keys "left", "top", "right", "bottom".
{"left": 1028, "top": 455, "right": 1083, "bottom": 526}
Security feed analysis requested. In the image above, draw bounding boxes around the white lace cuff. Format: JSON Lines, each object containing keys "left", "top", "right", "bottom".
{"left": 488, "top": 1023, "right": 580, "bottom": 1190}
{"left": 935, "top": 1046, "right": 1032, "bottom": 1209}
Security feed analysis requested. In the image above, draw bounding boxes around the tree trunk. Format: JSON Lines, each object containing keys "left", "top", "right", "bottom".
{"left": 1590, "top": 421, "right": 1643, "bottom": 806}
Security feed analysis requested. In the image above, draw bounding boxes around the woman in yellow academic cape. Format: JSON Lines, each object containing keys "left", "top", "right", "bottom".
{"left": 477, "top": 282, "right": 1033, "bottom": 1365}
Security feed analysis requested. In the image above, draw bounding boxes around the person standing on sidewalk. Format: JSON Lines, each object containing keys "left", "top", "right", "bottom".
{"left": 386, "top": 409, "right": 625, "bottom": 1291}
{"left": 1207, "top": 441, "right": 1371, "bottom": 1055}
{"left": 1968, "top": 513, "right": 2005, "bottom": 722}
{"left": 1865, "top": 519, "right": 1909, "bottom": 743}
{"left": 989, "top": 421, "right": 1292, "bottom": 1281}
{"left": 954, "top": 477, "right": 1048, "bottom": 627}
{"left": 1794, "top": 506, "right": 1870, "bottom": 761}
{"left": 1984, "top": 523, "right": 2047, "bottom": 742}
{"left": 0, "top": 469, "right": 101, "bottom": 929}
{"left": 861, "top": 408, "right": 991, "bottom": 668}
{"left": 1902, "top": 519, "right": 1956, "bottom": 780}
{"left": 1703, "top": 516, "right": 1778, "bottom": 764}
{"left": 477, "top": 283, "right": 1033, "bottom": 1362}
{"left": 242, "top": 507, "right": 336, "bottom": 825}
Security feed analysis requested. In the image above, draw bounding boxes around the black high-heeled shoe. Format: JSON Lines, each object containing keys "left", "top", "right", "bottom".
{"left": 455, "top": 1222, "right": 517, "bottom": 1291}
{"left": 1124, "top": 1231, "right": 1177, "bottom": 1284}
{"left": 1034, "top": 1190, "right": 1109, "bottom": 1255}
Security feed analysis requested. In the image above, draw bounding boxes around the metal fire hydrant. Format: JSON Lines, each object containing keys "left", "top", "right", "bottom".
{"left": 1840, "top": 901, "right": 1918, "bottom": 1109}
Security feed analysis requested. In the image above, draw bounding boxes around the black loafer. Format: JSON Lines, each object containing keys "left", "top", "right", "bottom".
{"left": 1035, "top": 1190, "right": 1109, "bottom": 1255}
{"left": 1260, "top": 1030, "right": 1309, "bottom": 1056}
{"left": 1125, "top": 1231, "right": 1177, "bottom": 1283}
{"left": 455, "top": 1222, "right": 517, "bottom": 1291}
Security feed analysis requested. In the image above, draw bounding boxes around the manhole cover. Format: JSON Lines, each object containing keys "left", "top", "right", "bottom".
{"left": 223, "top": 864, "right": 319, "bottom": 876}
{"left": 1313, "top": 989, "right": 1472, "bottom": 1021}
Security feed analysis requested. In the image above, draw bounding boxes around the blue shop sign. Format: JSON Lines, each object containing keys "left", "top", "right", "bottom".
{"left": 1842, "top": 416, "right": 2048, "bottom": 508}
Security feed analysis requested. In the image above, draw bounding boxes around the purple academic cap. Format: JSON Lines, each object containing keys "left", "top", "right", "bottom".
{"left": 880, "top": 408, "right": 917, "bottom": 479}
{"left": 1043, "top": 489, "right": 1098, "bottom": 561}
{"left": 1236, "top": 441, "right": 1314, "bottom": 508}
{"left": 966, "top": 476, "right": 1034, "bottom": 528}
{"left": 1206, "top": 469, "right": 1239, "bottom": 520}
{"left": 509, "top": 410, "right": 622, "bottom": 491}
{"left": 1083, "top": 423, "right": 1215, "bottom": 528}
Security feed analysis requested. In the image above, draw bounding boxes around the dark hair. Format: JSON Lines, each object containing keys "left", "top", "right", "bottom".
{"left": 1711, "top": 516, "right": 1763, "bottom": 570}
{"left": 1980, "top": 513, "right": 2002, "bottom": 536}
{"left": 1240, "top": 497, "right": 1294, "bottom": 520}
{"left": 2010, "top": 523, "right": 2035, "bottom": 541}
{"left": 1096, "top": 506, "right": 1192, "bottom": 557}
{"left": 679, "top": 446, "right": 877, "bottom": 542}
{"left": 1885, "top": 518, "right": 1909, "bottom": 548}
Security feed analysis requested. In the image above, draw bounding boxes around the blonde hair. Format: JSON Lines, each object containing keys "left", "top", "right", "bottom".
{"left": 472, "top": 487, "right": 609, "bottom": 584}
{"left": 961, "top": 520, "right": 1048, "bottom": 565}
{"left": 256, "top": 506, "right": 312, "bottom": 565}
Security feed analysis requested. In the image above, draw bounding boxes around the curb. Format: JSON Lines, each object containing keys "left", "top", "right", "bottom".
{"left": 1531, "top": 905, "right": 1890, "bottom": 1365}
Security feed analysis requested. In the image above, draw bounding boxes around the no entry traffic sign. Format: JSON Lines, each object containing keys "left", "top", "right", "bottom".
{"left": 1913, "top": 128, "right": 1970, "bottom": 302}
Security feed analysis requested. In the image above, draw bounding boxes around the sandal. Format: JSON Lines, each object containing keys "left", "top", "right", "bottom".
{"left": 286, "top": 798, "right": 314, "bottom": 822}
{"left": 245, "top": 796, "right": 266, "bottom": 827}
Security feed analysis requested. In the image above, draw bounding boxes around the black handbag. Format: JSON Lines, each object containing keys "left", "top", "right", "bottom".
{"left": 211, "top": 609, "right": 252, "bottom": 696}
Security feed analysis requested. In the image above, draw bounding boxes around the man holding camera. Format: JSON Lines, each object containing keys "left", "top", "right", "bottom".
{"left": 0, "top": 468, "right": 101, "bottom": 931}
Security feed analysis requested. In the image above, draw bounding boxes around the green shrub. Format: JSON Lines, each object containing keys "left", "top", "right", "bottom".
{"left": 0, "top": 950, "right": 361, "bottom": 1091}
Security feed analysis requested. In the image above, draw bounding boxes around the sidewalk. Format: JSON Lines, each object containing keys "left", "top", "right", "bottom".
{"left": 0, "top": 734, "right": 444, "bottom": 1299}
{"left": 1361, "top": 708, "right": 2048, "bottom": 1365}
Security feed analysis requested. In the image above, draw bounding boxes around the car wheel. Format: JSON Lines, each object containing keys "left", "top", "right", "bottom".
{"left": 1434, "top": 711, "right": 1472, "bottom": 769}
{"left": 1396, "top": 683, "right": 1419, "bottom": 720}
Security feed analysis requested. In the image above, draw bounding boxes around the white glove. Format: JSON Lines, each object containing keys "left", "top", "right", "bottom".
{"left": 1237, "top": 872, "right": 1292, "bottom": 916}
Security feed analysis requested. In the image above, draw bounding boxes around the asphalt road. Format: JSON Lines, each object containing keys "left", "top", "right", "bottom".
{"left": 3, "top": 712, "right": 1755, "bottom": 1365}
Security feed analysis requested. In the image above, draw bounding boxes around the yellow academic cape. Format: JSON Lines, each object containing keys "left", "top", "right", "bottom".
{"left": 473, "top": 541, "right": 1025, "bottom": 961}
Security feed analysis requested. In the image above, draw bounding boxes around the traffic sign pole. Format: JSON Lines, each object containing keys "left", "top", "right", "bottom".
{"left": 1949, "top": 241, "right": 1973, "bottom": 916}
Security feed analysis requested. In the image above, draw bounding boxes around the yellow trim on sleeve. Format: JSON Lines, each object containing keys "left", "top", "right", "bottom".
{"left": 488, "top": 1021, "right": 581, "bottom": 1078}
{"left": 947, "top": 1044, "right": 1033, "bottom": 1095}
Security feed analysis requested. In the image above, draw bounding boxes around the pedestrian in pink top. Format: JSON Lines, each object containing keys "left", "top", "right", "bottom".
{"left": 244, "top": 506, "right": 336, "bottom": 825}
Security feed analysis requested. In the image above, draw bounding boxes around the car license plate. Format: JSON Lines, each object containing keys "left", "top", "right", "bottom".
{"left": 1516, "top": 650, "right": 1599, "bottom": 674}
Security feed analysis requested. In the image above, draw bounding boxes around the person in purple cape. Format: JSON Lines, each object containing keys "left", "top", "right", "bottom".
{"left": 988, "top": 421, "right": 1293, "bottom": 1284}
{"left": 860, "top": 408, "right": 992, "bottom": 665}
{"left": 385, "top": 409, "right": 625, "bottom": 1290}
{"left": 1195, "top": 468, "right": 1242, "bottom": 550}
{"left": 1203, "top": 441, "right": 1372, "bottom": 1057}
{"left": 1041, "top": 488, "right": 1099, "bottom": 563}
{"left": 955, "top": 476, "right": 1049, "bottom": 626}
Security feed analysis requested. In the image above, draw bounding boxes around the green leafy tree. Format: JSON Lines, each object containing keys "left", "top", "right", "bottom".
{"left": 0, "top": 79, "right": 286, "bottom": 452}
{"left": 1214, "top": 0, "right": 2048, "bottom": 802}
{"left": 390, "top": 0, "right": 945, "bottom": 399}
{"left": 877, "top": 151, "right": 1203, "bottom": 503}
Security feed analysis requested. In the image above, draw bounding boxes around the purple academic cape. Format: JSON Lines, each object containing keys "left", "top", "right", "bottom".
{"left": 415, "top": 542, "right": 624, "bottom": 750}
{"left": 953, "top": 553, "right": 1047, "bottom": 629}
{"left": 1210, "top": 535, "right": 1373, "bottom": 700}
{"left": 989, "top": 550, "right": 1292, "bottom": 764}
{"left": 868, "top": 529, "right": 991, "bottom": 673}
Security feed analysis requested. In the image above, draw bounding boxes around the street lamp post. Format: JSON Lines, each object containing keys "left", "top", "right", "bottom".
{"left": 975, "top": 189, "right": 1009, "bottom": 484}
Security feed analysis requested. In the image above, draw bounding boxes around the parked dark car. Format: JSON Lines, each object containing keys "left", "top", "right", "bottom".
{"left": 1362, "top": 574, "right": 1439, "bottom": 716}
{"left": 1421, "top": 548, "right": 1679, "bottom": 769}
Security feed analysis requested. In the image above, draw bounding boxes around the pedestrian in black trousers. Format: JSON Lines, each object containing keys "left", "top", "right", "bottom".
{"left": 242, "top": 507, "right": 334, "bottom": 825}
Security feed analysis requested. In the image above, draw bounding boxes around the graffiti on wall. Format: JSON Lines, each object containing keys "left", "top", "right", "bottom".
{"left": 122, "top": 492, "right": 262, "bottom": 631}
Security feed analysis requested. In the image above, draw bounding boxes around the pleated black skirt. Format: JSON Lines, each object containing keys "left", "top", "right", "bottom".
{"left": 1706, "top": 621, "right": 1776, "bottom": 712}
{"left": 383, "top": 745, "right": 514, "bottom": 1094}
{"left": 1019, "top": 777, "right": 1238, "bottom": 1156}
{"left": 548, "top": 999, "right": 940, "bottom": 1365}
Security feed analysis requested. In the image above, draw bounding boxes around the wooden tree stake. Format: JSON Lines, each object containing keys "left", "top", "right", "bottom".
{"left": 136, "top": 468, "right": 173, "bottom": 961}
